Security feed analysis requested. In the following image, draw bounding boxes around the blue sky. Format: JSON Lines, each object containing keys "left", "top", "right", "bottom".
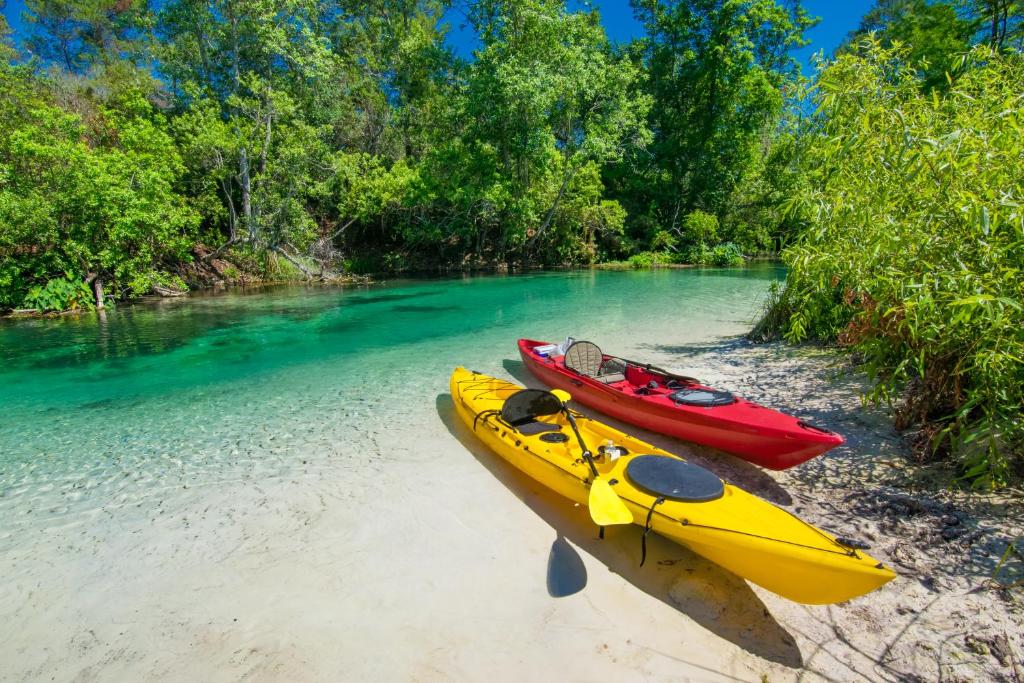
{"left": 4, "top": 0, "right": 874, "bottom": 74}
{"left": 443, "top": 1, "right": 875, "bottom": 74}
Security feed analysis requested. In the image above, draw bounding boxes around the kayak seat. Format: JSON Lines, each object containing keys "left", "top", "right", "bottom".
{"left": 514, "top": 421, "right": 563, "bottom": 436}
{"left": 565, "top": 341, "right": 627, "bottom": 384}
{"left": 564, "top": 340, "right": 603, "bottom": 376}
{"left": 498, "top": 389, "right": 566, "bottom": 435}
{"left": 625, "top": 455, "right": 724, "bottom": 502}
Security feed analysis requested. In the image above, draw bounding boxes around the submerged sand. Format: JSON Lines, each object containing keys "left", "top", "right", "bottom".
{"left": 3, "top": 332, "right": 1022, "bottom": 680}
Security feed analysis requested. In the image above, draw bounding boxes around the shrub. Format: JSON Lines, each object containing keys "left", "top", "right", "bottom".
{"left": 682, "top": 243, "right": 712, "bottom": 265}
{"left": 628, "top": 251, "right": 672, "bottom": 268}
{"left": 761, "top": 42, "right": 1024, "bottom": 486}
{"left": 23, "top": 274, "right": 94, "bottom": 312}
{"left": 711, "top": 242, "right": 744, "bottom": 266}
{"left": 682, "top": 210, "right": 719, "bottom": 245}
{"left": 650, "top": 229, "right": 678, "bottom": 251}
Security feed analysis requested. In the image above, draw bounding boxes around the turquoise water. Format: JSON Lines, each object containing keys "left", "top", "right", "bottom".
{"left": 1, "top": 266, "right": 786, "bottom": 679}
{"left": 1, "top": 267, "right": 782, "bottom": 509}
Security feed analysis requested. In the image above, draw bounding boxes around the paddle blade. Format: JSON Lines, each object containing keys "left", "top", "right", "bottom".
{"left": 588, "top": 478, "right": 633, "bottom": 526}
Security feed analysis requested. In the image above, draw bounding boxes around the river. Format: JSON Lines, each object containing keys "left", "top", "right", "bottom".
{"left": 0, "top": 266, "right": 785, "bottom": 681}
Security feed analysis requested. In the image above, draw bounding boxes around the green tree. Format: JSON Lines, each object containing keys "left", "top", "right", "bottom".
{"left": 157, "top": 0, "right": 340, "bottom": 268}
{"left": 328, "top": 0, "right": 455, "bottom": 160}
{"left": 0, "top": 62, "right": 198, "bottom": 309}
{"left": 682, "top": 210, "right": 719, "bottom": 246}
{"left": 961, "top": 0, "right": 1024, "bottom": 51}
{"left": 23, "top": 0, "right": 156, "bottom": 93}
{"left": 421, "top": 0, "right": 649, "bottom": 266}
{"left": 841, "top": 0, "right": 976, "bottom": 91}
{"left": 0, "top": 1, "right": 15, "bottom": 62}
{"left": 623, "top": 0, "right": 814, "bottom": 233}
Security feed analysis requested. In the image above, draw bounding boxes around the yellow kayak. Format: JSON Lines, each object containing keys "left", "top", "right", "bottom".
{"left": 450, "top": 367, "right": 895, "bottom": 604}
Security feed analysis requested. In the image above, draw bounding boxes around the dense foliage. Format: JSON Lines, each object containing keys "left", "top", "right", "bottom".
{"left": 758, "top": 41, "right": 1024, "bottom": 485}
{"left": 0, "top": 61, "right": 197, "bottom": 309}
{"left": 415, "top": 0, "right": 650, "bottom": 266}
{"left": 1, "top": 0, "right": 816, "bottom": 310}
{"left": 612, "top": 0, "right": 814, "bottom": 257}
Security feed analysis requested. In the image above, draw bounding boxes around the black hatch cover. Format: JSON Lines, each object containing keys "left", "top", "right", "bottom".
{"left": 625, "top": 455, "right": 725, "bottom": 502}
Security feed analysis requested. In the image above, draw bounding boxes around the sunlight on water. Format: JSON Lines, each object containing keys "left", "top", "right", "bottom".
{"left": 0, "top": 267, "right": 781, "bottom": 544}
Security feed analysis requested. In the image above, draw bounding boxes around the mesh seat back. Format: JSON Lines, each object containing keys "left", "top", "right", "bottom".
{"left": 501, "top": 389, "right": 563, "bottom": 425}
{"left": 563, "top": 341, "right": 604, "bottom": 377}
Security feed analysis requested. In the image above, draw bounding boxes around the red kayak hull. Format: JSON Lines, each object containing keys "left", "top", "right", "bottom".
{"left": 518, "top": 338, "right": 844, "bottom": 470}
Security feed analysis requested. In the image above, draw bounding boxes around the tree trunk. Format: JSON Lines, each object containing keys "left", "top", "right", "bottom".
{"left": 525, "top": 165, "right": 578, "bottom": 249}
{"left": 221, "top": 178, "right": 238, "bottom": 241}
{"left": 92, "top": 278, "right": 105, "bottom": 310}
{"left": 229, "top": 4, "right": 253, "bottom": 244}
{"left": 240, "top": 146, "right": 253, "bottom": 241}
{"left": 999, "top": 1, "right": 1009, "bottom": 49}
{"left": 259, "top": 97, "right": 272, "bottom": 175}
{"left": 990, "top": 0, "right": 1002, "bottom": 48}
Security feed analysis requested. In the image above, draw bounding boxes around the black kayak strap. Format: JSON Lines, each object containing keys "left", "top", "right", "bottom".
{"left": 640, "top": 497, "right": 666, "bottom": 567}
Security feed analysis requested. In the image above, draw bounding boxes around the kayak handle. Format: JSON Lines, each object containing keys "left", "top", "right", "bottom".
{"left": 798, "top": 420, "right": 836, "bottom": 435}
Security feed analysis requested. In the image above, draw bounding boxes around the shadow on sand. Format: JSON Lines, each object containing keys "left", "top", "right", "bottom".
{"left": 500, "top": 358, "right": 794, "bottom": 507}
{"left": 436, "top": 392, "right": 803, "bottom": 669}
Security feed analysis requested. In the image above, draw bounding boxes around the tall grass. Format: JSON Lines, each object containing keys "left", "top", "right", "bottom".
{"left": 758, "top": 42, "right": 1024, "bottom": 487}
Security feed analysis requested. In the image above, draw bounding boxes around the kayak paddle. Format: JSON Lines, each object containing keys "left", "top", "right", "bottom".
{"left": 550, "top": 390, "right": 632, "bottom": 526}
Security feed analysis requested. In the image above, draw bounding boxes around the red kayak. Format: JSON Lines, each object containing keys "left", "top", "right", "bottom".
{"left": 518, "top": 338, "right": 844, "bottom": 470}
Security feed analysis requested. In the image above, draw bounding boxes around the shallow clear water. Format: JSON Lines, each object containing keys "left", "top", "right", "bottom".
{"left": 1, "top": 266, "right": 787, "bottom": 678}
{"left": 0, "top": 267, "right": 782, "bottom": 527}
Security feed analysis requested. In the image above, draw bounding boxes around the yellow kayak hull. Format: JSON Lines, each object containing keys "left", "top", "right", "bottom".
{"left": 451, "top": 368, "right": 895, "bottom": 605}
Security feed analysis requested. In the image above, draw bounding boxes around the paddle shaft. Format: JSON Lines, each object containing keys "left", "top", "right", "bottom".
{"left": 557, "top": 401, "right": 633, "bottom": 528}
{"left": 612, "top": 357, "right": 699, "bottom": 385}
{"left": 562, "top": 409, "right": 600, "bottom": 479}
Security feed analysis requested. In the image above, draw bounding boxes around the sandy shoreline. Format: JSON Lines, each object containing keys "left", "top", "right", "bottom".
{"left": 3, "top": 335, "right": 1022, "bottom": 681}
{"left": 606, "top": 339, "right": 1024, "bottom": 682}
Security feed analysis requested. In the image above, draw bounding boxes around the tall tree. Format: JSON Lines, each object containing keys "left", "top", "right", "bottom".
{"left": 841, "top": 0, "right": 976, "bottom": 90}
{"left": 158, "top": 0, "right": 336, "bottom": 261}
{"left": 422, "top": 0, "right": 649, "bottom": 264}
{"left": 23, "top": 0, "right": 154, "bottom": 79}
{"left": 624, "top": 0, "right": 813, "bottom": 236}
{"left": 327, "top": 0, "right": 455, "bottom": 160}
{"left": 960, "top": 0, "right": 1023, "bottom": 50}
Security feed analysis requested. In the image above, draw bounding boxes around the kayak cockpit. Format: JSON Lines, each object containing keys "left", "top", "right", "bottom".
{"left": 470, "top": 387, "right": 567, "bottom": 436}
{"left": 557, "top": 339, "right": 729, "bottom": 404}
{"left": 564, "top": 340, "right": 627, "bottom": 384}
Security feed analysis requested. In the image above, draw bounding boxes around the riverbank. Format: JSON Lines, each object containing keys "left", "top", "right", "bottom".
{"left": 1, "top": 245, "right": 373, "bottom": 318}
{"left": 604, "top": 339, "right": 1024, "bottom": 681}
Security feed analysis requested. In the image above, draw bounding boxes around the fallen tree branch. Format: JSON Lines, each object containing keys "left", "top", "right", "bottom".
{"left": 271, "top": 245, "right": 317, "bottom": 280}
{"left": 328, "top": 217, "right": 357, "bottom": 241}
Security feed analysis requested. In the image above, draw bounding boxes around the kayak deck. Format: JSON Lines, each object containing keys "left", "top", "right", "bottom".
{"left": 519, "top": 338, "right": 844, "bottom": 469}
{"left": 451, "top": 367, "right": 895, "bottom": 605}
